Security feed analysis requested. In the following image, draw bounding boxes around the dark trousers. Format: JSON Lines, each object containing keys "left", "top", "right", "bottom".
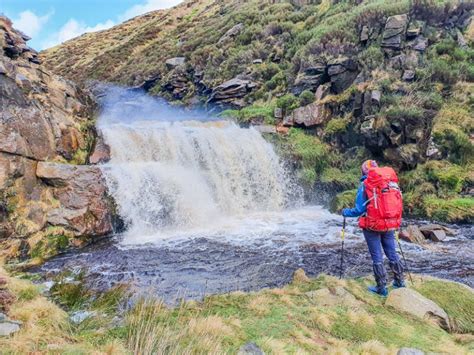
{"left": 363, "top": 229, "right": 399, "bottom": 264}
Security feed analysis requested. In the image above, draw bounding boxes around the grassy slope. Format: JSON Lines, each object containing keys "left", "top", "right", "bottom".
{"left": 1, "top": 265, "right": 473, "bottom": 354}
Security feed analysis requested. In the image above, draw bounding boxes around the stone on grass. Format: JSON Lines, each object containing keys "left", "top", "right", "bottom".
{"left": 0, "top": 321, "right": 20, "bottom": 336}
{"left": 306, "top": 287, "right": 362, "bottom": 308}
{"left": 397, "top": 348, "right": 424, "bottom": 355}
{"left": 238, "top": 342, "right": 264, "bottom": 355}
{"left": 385, "top": 288, "right": 451, "bottom": 331}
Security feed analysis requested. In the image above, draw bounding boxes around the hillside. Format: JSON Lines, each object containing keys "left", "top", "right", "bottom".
{"left": 41, "top": 0, "right": 474, "bottom": 223}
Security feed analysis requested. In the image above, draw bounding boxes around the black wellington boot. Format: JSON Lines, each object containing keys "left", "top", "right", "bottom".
{"left": 390, "top": 260, "right": 406, "bottom": 288}
{"left": 368, "top": 262, "right": 388, "bottom": 297}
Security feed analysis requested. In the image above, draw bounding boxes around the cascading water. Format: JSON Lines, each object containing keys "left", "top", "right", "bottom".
{"left": 34, "top": 87, "right": 473, "bottom": 299}
{"left": 98, "top": 87, "right": 300, "bottom": 243}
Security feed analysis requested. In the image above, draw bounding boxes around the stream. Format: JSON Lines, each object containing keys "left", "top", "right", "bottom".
{"left": 31, "top": 87, "right": 474, "bottom": 302}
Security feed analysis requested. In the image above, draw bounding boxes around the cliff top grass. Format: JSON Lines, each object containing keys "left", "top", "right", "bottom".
{"left": 1, "top": 264, "right": 473, "bottom": 354}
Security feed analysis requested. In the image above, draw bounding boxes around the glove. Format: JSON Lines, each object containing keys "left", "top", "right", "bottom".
{"left": 342, "top": 208, "right": 349, "bottom": 217}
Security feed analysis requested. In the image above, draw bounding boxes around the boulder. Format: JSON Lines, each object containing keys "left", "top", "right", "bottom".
{"left": 397, "top": 348, "right": 424, "bottom": 355}
{"left": 399, "top": 225, "right": 426, "bottom": 244}
{"left": 306, "top": 286, "right": 363, "bottom": 308}
{"left": 383, "top": 144, "right": 420, "bottom": 169}
{"left": 293, "top": 62, "right": 326, "bottom": 94}
{"left": 165, "top": 57, "right": 185, "bottom": 70}
{"left": 208, "top": 78, "right": 256, "bottom": 107}
{"left": 283, "top": 100, "right": 330, "bottom": 127}
{"left": 218, "top": 23, "right": 244, "bottom": 44}
{"left": 385, "top": 288, "right": 451, "bottom": 331}
{"left": 419, "top": 224, "right": 456, "bottom": 237}
{"left": 36, "top": 162, "right": 112, "bottom": 236}
{"left": 360, "top": 26, "right": 370, "bottom": 43}
{"left": 382, "top": 14, "right": 408, "bottom": 50}
{"left": 327, "top": 57, "right": 359, "bottom": 94}
{"left": 89, "top": 133, "right": 111, "bottom": 164}
{"left": 238, "top": 342, "right": 264, "bottom": 355}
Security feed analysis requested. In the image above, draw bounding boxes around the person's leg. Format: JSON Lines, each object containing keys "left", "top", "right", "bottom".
{"left": 381, "top": 231, "right": 405, "bottom": 287}
{"left": 363, "top": 230, "right": 388, "bottom": 296}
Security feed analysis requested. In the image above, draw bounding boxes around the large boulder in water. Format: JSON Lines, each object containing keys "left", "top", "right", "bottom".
{"left": 385, "top": 288, "right": 451, "bottom": 331}
{"left": 36, "top": 162, "right": 112, "bottom": 237}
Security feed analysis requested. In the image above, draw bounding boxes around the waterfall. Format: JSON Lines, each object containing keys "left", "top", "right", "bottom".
{"left": 100, "top": 116, "right": 298, "bottom": 242}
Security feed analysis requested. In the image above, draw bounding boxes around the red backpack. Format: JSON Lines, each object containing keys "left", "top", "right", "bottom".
{"left": 359, "top": 166, "right": 403, "bottom": 232}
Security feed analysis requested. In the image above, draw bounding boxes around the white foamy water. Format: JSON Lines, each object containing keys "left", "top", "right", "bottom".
{"left": 100, "top": 119, "right": 302, "bottom": 243}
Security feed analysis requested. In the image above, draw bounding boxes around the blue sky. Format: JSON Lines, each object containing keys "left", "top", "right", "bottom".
{"left": 2, "top": 0, "right": 183, "bottom": 50}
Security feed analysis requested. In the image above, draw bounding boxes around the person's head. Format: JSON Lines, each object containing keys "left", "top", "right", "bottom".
{"left": 361, "top": 160, "right": 378, "bottom": 176}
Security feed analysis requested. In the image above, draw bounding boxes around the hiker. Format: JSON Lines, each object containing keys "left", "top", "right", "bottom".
{"left": 342, "top": 160, "right": 405, "bottom": 296}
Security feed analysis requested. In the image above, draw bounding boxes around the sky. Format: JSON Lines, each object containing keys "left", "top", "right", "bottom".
{"left": 1, "top": 0, "right": 183, "bottom": 50}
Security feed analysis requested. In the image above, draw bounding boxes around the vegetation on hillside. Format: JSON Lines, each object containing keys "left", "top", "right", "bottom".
{"left": 1, "top": 265, "right": 473, "bottom": 354}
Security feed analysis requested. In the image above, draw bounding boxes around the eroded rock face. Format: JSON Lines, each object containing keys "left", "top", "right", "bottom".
{"left": 208, "top": 78, "right": 257, "bottom": 108}
{"left": 0, "top": 16, "right": 111, "bottom": 262}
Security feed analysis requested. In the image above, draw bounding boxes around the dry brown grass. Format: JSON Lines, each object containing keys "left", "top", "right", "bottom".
{"left": 247, "top": 294, "right": 271, "bottom": 316}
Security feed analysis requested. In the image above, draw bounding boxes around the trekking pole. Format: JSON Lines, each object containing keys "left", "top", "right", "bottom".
{"left": 339, "top": 217, "right": 346, "bottom": 279}
{"left": 396, "top": 230, "right": 414, "bottom": 285}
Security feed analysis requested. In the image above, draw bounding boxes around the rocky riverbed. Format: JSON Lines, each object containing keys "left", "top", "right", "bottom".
{"left": 32, "top": 207, "right": 474, "bottom": 303}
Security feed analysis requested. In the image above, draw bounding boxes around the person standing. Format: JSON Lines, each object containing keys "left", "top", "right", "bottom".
{"left": 342, "top": 160, "right": 405, "bottom": 296}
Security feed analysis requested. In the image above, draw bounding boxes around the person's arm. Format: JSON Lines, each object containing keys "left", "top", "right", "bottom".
{"left": 342, "top": 183, "right": 367, "bottom": 217}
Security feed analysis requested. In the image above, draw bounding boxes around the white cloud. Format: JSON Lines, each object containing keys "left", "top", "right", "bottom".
{"left": 120, "top": 0, "right": 183, "bottom": 21}
{"left": 42, "top": 18, "right": 114, "bottom": 49}
{"left": 12, "top": 10, "right": 52, "bottom": 38}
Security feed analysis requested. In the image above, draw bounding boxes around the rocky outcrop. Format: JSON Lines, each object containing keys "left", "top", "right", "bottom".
{"left": 0, "top": 16, "right": 111, "bottom": 262}
{"left": 381, "top": 14, "right": 408, "bottom": 50}
{"left": 218, "top": 23, "right": 244, "bottom": 44}
{"left": 327, "top": 57, "right": 359, "bottom": 94}
{"left": 386, "top": 288, "right": 451, "bottom": 331}
{"left": 208, "top": 78, "right": 257, "bottom": 108}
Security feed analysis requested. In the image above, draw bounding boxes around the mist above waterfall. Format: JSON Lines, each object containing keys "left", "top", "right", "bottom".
{"left": 98, "top": 87, "right": 301, "bottom": 243}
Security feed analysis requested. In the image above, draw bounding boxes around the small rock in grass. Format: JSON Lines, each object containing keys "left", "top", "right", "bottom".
{"left": 0, "top": 321, "right": 20, "bottom": 337}
{"left": 397, "top": 348, "right": 424, "bottom": 355}
{"left": 238, "top": 342, "right": 264, "bottom": 355}
{"left": 70, "top": 310, "right": 96, "bottom": 324}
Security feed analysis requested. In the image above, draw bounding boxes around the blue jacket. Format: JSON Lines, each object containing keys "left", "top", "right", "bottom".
{"left": 342, "top": 176, "right": 368, "bottom": 217}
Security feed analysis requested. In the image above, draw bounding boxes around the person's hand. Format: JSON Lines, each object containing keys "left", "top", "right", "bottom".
{"left": 341, "top": 208, "right": 348, "bottom": 217}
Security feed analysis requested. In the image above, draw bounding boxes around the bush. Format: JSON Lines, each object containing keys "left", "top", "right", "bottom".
{"left": 329, "top": 189, "right": 357, "bottom": 213}
{"left": 430, "top": 58, "right": 459, "bottom": 85}
{"left": 324, "top": 117, "right": 349, "bottom": 136}
{"left": 299, "top": 90, "right": 314, "bottom": 106}
{"left": 424, "top": 196, "right": 474, "bottom": 223}
{"left": 276, "top": 94, "right": 299, "bottom": 114}
{"left": 384, "top": 106, "right": 424, "bottom": 123}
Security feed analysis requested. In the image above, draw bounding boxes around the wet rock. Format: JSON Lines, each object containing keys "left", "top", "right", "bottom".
{"left": 381, "top": 14, "right": 408, "bottom": 50}
{"left": 165, "top": 57, "right": 185, "bottom": 70}
{"left": 208, "top": 78, "right": 256, "bottom": 107}
{"left": 327, "top": 57, "right": 358, "bottom": 94}
{"left": 253, "top": 125, "right": 276, "bottom": 134}
{"left": 89, "top": 133, "right": 111, "bottom": 164}
{"left": 218, "top": 23, "right": 244, "bottom": 44}
{"left": 386, "top": 288, "right": 451, "bottom": 331}
{"left": 238, "top": 342, "right": 264, "bottom": 355}
{"left": 306, "top": 286, "right": 362, "bottom": 308}
{"left": 0, "top": 321, "right": 20, "bottom": 336}
{"left": 400, "top": 225, "right": 426, "bottom": 244}
{"left": 397, "top": 348, "right": 424, "bottom": 355}
{"left": 419, "top": 224, "right": 456, "bottom": 237}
